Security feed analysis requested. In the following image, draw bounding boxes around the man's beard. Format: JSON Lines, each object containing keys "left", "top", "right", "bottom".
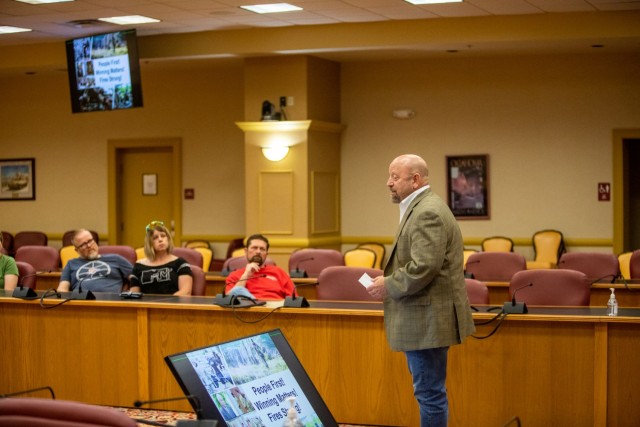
{"left": 250, "top": 255, "right": 263, "bottom": 265}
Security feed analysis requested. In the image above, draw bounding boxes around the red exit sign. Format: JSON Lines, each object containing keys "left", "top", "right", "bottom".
{"left": 598, "top": 182, "right": 610, "bottom": 201}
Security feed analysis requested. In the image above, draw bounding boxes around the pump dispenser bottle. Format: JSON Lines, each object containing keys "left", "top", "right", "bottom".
{"left": 607, "top": 287, "right": 618, "bottom": 317}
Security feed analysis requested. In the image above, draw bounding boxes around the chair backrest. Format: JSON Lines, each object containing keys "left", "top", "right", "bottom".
{"left": 317, "top": 266, "right": 383, "bottom": 301}
{"left": 15, "top": 246, "right": 60, "bottom": 272}
{"left": 465, "top": 278, "right": 489, "bottom": 305}
{"left": 190, "top": 265, "right": 207, "bottom": 296}
{"left": 222, "top": 255, "right": 276, "bottom": 273}
{"left": 184, "top": 240, "right": 210, "bottom": 249}
{"left": 60, "top": 245, "right": 80, "bottom": 269}
{"left": 288, "top": 248, "right": 345, "bottom": 278}
{"left": 357, "top": 242, "right": 386, "bottom": 269}
{"left": 211, "top": 237, "right": 245, "bottom": 272}
{"left": 463, "top": 249, "right": 478, "bottom": 270}
{"left": 15, "top": 261, "right": 37, "bottom": 289}
{"left": 193, "top": 247, "right": 212, "bottom": 271}
{"left": 531, "top": 229, "right": 565, "bottom": 266}
{"left": 509, "top": 269, "right": 591, "bottom": 306}
{"left": 62, "top": 230, "right": 99, "bottom": 247}
{"left": 1, "top": 231, "right": 14, "bottom": 256}
{"left": 465, "top": 251, "right": 527, "bottom": 282}
{"left": 13, "top": 231, "right": 48, "bottom": 252}
{"left": 231, "top": 247, "right": 245, "bottom": 258}
{"left": 618, "top": 252, "right": 632, "bottom": 280}
{"left": 631, "top": 250, "right": 640, "bottom": 279}
{"left": 344, "top": 247, "right": 377, "bottom": 268}
{"left": 481, "top": 236, "right": 514, "bottom": 252}
{"left": 557, "top": 252, "right": 620, "bottom": 282}
{"left": 0, "top": 397, "right": 138, "bottom": 427}
{"left": 173, "top": 247, "right": 204, "bottom": 268}
{"left": 135, "top": 247, "right": 145, "bottom": 260}
{"left": 98, "top": 245, "right": 137, "bottom": 265}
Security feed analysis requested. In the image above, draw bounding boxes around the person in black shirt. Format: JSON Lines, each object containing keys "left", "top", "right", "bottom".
{"left": 129, "top": 221, "right": 192, "bottom": 295}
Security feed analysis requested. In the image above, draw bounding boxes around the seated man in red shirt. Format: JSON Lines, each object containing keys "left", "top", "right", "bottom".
{"left": 224, "top": 234, "right": 294, "bottom": 300}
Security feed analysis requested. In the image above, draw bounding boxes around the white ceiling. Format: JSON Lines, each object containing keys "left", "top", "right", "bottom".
{"left": 1, "top": 0, "right": 639, "bottom": 48}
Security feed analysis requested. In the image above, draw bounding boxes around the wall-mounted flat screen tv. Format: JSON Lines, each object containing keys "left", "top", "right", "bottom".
{"left": 65, "top": 28, "right": 143, "bottom": 113}
{"left": 165, "top": 329, "right": 338, "bottom": 426}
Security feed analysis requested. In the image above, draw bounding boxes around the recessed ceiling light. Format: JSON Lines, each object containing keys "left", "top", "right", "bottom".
{"left": 0, "top": 26, "right": 32, "bottom": 34}
{"left": 241, "top": 3, "right": 303, "bottom": 14}
{"left": 405, "top": 0, "right": 463, "bottom": 4}
{"left": 98, "top": 15, "right": 160, "bottom": 25}
{"left": 14, "top": 0, "right": 73, "bottom": 4}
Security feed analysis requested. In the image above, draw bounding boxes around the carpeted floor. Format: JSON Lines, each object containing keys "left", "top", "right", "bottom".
{"left": 114, "top": 406, "right": 369, "bottom": 427}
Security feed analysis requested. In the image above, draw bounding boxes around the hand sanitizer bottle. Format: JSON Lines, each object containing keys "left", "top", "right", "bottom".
{"left": 607, "top": 288, "right": 618, "bottom": 317}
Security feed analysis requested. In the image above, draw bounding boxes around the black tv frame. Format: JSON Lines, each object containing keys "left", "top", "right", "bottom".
{"left": 164, "top": 328, "right": 338, "bottom": 426}
{"left": 65, "top": 28, "right": 143, "bottom": 113}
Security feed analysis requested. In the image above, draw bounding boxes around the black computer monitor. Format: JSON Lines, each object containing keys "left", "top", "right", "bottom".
{"left": 165, "top": 329, "right": 338, "bottom": 426}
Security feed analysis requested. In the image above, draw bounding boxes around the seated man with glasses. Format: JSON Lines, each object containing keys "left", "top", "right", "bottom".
{"left": 57, "top": 228, "right": 133, "bottom": 294}
{"left": 224, "top": 234, "right": 294, "bottom": 300}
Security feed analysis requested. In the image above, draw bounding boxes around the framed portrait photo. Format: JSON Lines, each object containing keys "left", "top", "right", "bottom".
{"left": 0, "top": 158, "right": 35, "bottom": 201}
{"left": 446, "top": 154, "right": 489, "bottom": 219}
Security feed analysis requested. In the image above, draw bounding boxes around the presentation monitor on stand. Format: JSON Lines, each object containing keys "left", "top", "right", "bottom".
{"left": 165, "top": 329, "right": 338, "bottom": 427}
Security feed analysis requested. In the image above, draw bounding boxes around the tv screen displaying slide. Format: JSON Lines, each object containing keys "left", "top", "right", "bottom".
{"left": 165, "top": 329, "right": 338, "bottom": 427}
{"left": 65, "top": 29, "right": 143, "bottom": 113}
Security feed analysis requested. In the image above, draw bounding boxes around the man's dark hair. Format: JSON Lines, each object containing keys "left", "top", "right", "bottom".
{"left": 245, "top": 234, "right": 269, "bottom": 250}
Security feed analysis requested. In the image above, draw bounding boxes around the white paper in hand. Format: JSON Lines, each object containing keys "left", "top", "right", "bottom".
{"left": 359, "top": 272, "right": 373, "bottom": 289}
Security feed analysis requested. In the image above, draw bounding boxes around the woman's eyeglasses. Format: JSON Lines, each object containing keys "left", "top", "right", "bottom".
{"left": 146, "top": 220, "right": 165, "bottom": 232}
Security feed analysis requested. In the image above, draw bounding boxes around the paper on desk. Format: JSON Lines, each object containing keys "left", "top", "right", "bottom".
{"left": 359, "top": 272, "right": 373, "bottom": 289}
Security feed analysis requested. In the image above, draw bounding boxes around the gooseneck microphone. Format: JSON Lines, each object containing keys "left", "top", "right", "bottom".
{"left": 70, "top": 276, "right": 96, "bottom": 300}
{"left": 12, "top": 270, "right": 48, "bottom": 299}
{"left": 0, "top": 385, "right": 56, "bottom": 399}
{"left": 503, "top": 283, "right": 532, "bottom": 314}
{"left": 214, "top": 274, "right": 265, "bottom": 306}
{"left": 283, "top": 282, "right": 317, "bottom": 308}
{"left": 134, "top": 395, "right": 217, "bottom": 426}
{"left": 289, "top": 257, "right": 314, "bottom": 278}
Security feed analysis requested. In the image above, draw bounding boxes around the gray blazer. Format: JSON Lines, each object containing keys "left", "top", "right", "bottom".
{"left": 383, "top": 188, "right": 475, "bottom": 351}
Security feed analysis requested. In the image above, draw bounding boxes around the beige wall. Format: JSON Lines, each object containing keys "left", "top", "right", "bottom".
{"left": 1, "top": 51, "right": 639, "bottom": 255}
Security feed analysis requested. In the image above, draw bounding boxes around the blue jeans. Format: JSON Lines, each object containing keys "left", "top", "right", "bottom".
{"left": 405, "top": 347, "right": 449, "bottom": 427}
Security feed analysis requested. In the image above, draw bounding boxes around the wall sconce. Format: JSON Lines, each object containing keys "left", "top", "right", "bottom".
{"left": 262, "top": 146, "right": 289, "bottom": 161}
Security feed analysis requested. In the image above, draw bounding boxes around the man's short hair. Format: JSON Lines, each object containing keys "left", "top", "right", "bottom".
{"left": 245, "top": 234, "right": 269, "bottom": 250}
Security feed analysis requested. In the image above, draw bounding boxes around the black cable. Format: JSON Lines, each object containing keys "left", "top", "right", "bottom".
{"left": 471, "top": 310, "right": 508, "bottom": 339}
{"left": 39, "top": 288, "right": 73, "bottom": 309}
{"left": 231, "top": 304, "right": 283, "bottom": 324}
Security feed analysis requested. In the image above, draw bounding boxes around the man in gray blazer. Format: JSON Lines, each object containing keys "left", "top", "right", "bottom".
{"left": 368, "top": 154, "right": 475, "bottom": 427}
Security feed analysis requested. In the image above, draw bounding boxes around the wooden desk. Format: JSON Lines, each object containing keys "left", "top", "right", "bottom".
{"left": 1, "top": 294, "right": 639, "bottom": 427}
{"left": 484, "top": 281, "right": 640, "bottom": 307}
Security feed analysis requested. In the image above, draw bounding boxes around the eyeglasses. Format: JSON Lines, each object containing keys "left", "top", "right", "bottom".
{"left": 75, "top": 238, "right": 94, "bottom": 250}
{"left": 146, "top": 220, "right": 165, "bottom": 232}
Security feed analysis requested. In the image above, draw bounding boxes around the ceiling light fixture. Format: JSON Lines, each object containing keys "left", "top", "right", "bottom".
{"left": 15, "top": 0, "right": 73, "bottom": 4}
{"left": 241, "top": 3, "right": 303, "bottom": 14}
{"left": 405, "top": 0, "right": 463, "bottom": 4}
{"left": 98, "top": 15, "right": 160, "bottom": 25}
{"left": 262, "top": 146, "right": 290, "bottom": 162}
{"left": 0, "top": 26, "right": 32, "bottom": 34}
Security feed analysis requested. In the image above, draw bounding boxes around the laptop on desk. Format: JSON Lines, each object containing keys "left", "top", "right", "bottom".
{"left": 165, "top": 328, "right": 338, "bottom": 427}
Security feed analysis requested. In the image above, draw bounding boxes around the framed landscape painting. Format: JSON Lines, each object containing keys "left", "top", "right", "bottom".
{"left": 0, "top": 158, "right": 35, "bottom": 201}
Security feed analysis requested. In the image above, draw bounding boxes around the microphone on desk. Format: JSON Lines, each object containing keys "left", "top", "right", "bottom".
{"left": 503, "top": 283, "right": 532, "bottom": 314}
{"left": 134, "top": 395, "right": 217, "bottom": 427}
{"left": 70, "top": 276, "right": 96, "bottom": 300}
{"left": 283, "top": 282, "right": 317, "bottom": 308}
{"left": 289, "top": 257, "right": 314, "bottom": 278}
{"left": 214, "top": 274, "right": 265, "bottom": 306}
{"left": 12, "top": 270, "right": 49, "bottom": 299}
{"left": 0, "top": 385, "right": 56, "bottom": 399}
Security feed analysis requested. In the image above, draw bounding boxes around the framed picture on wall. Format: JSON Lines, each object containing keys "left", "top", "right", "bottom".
{"left": 446, "top": 154, "right": 489, "bottom": 219}
{"left": 0, "top": 158, "right": 35, "bottom": 201}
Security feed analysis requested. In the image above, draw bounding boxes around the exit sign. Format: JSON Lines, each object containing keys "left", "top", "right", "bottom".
{"left": 598, "top": 182, "right": 610, "bottom": 201}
